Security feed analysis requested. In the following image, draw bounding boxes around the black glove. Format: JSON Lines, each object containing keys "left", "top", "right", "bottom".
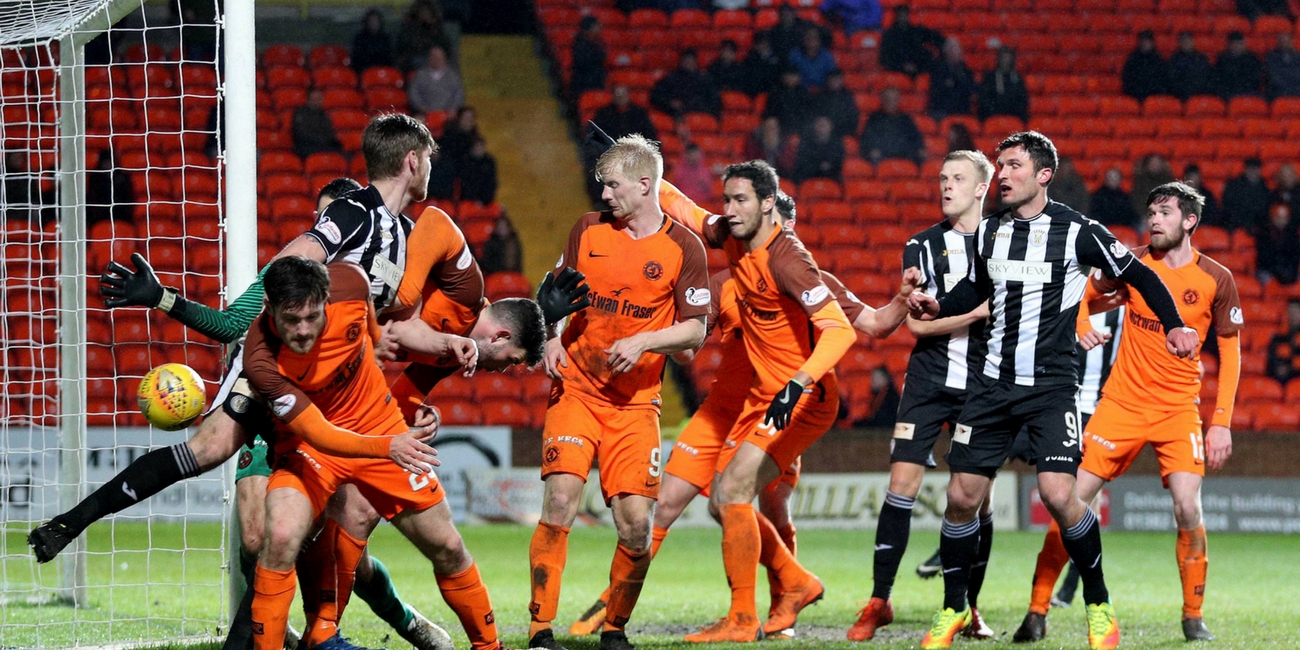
{"left": 583, "top": 120, "right": 617, "bottom": 155}
{"left": 764, "top": 380, "right": 807, "bottom": 431}
{"left": 99, "top": 252, "right": 175, "bottom": 311}
{"left": 536, "top": 266, "right": 591, "bottom": 325}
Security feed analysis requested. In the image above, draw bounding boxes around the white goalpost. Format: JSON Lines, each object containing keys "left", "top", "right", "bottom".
{"left": 0, "top": 0, "right": 255, "bottom": 645}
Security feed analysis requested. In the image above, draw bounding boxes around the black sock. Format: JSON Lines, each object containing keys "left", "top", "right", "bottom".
{"left": 871, "top": 491, "right": 915, "bottom": 600}
{"left": 967, "top": 512, "right": 994, "bottom": 609}
{"left": 60, "top": 443, "right": 201, "bottom": 533}
{"left": 1060, "top": 508, "right": 1109, "bottom": 605}
{"left": 939, "top": 517, "right": 980, "bottom": 612}
{"left": 1061, "top": 561, "right": 1081, "bottom": 597}
{"left": 223, "top": 581, "right": 256, "bottom": 650}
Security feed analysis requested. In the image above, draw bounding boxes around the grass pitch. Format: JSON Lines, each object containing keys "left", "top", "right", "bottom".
{"left": 2, "top": 522, "right": 1297, "bottom": 649}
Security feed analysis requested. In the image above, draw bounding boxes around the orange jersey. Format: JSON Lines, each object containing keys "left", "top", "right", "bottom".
{"left": 821, "top": 270, "right": 868, "bottom": 324}
{"left": 1094, "top": 247, "right": 1242, "bottom": 414}
{"left": 396, "top": 205, "right": 485, "bottom": 335}
{"left": 555, "top": 211, "right": 711, "bottom": 409}
{"left": 708, "top": 269, "right": 756, "bottom": 406}
{"left": 244, "top": 264, "right": 407, "bottom": 457}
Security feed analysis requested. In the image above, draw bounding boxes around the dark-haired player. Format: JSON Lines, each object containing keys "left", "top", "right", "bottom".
{"left": 908, "top": 132, "right": 1199, "bottom": 650}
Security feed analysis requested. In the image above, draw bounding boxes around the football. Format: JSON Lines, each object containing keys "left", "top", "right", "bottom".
{"left": 137, "top": 363, "right": 207, "bottom": 431}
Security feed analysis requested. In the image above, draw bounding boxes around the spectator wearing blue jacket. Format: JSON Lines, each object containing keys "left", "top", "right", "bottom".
{"left": 789, "top": 27, "right": 837, "bottom": 90}
{"left": 821, "top": 0, "right": 882, "bottom": 33}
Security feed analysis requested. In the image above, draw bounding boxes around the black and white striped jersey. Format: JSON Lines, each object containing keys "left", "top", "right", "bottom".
{"left": 1076, "top": 307, "right": 1124, "bottom": 414}
{"left": 967, "top": 200, "right": 1136, "bottom": 387}
{"left": 305, "top": 185, "right": 414, "bottom": 310}
{"left": 902, "top": 219, "right": 987, "bottom": 390}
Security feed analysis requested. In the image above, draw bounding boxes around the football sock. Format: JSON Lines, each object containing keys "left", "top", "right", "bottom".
{"left": 1177, "top": 525, "right": 1208, "bottom": 619}
{"left": 720, "top": 503, "right": 760, "bottom": 621}
{"left": 437, "top": 562, "right": 498, "bottom": 650}
{"left": 968, "top": 512, "right": 995, "bottom": 609}
{"left": 1061, "top": 508, "right": 1109, "bottom": 606}
{"left": 597, "top": 526, "right": 666, "bottom": 606}
{"left": 603, "top": 543, "right": 652, "bottom": 632}
{"left": 756, "top": 511, "right": 809, "bottom": 590}
{"left": 251, "top": 564, "right": 296, "bottom": 650}
{"left": 1029, "top": 520, "right": 1070, "bottom": 615}
{"left": 296, "top": 530, "right": 333, "bottom": 642}
{"left": 528, "top": 521, "right": 570, "bottom": 638}
{"left": 939, "top": 517, "right": 980, "bottom": 612}
{"left": 327, "top": 525, "right": 368, "bottom": 632}
{"left": 777, "top": 522, "right": 797, "bottom": 557}
{"left": 354, "top": 555, "right": 416, "bottom": 632}
{"left": 870, "top": 491, "right": 915, "bottom": 601}
{"left": 61, "top": 443, "right": 201, "bottom": 533}
{"left": 223, "top": 585, "right": 255, "bottom": 650}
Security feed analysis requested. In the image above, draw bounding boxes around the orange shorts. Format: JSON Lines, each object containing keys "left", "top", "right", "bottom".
{"left": 718, "top": 376, "right": 839, "bottom": 474}
{"left": 778, "top": 456, "right": 801, "bottom": 489}
{"left": 541, "top": 389, "right": 662, "bottom": 503}
{"left": 1081, "top": 396, "right": 1206, "bottom": 485}
{"left": 665, "top": 394, "right": 743, "bottom": 497}
{"left": 268, "top": 439, "right": 445, "bottom": 520}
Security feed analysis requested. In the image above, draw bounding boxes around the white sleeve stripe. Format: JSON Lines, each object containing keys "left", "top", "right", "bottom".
{"left": 1090, "top": 233, "right": 1123, "bottom": 276}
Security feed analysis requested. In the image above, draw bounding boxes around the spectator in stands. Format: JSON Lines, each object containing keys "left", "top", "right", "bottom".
{"left": 439, "top": 106, "right": 479, "bottom": 164}
{"left": 1223, "top": 157, "right": 1271, "bottom": 231}
{"left": 860, "top": 86, "right": 925, "bottom": 164}
{"left": 425, "top": 146, "right": 456, "bottom": 200}
{"left": 820, "top": 0, "right": 883, "bottom": 33}
{"left": 352, "top": 9, "right": 394, "bottom": 74}
{"left": 855, "top": 366, "right": 901, "bottom": 428}
{"left": 762, "top": 67, "right": 812, "bottom": 134}
{"left": 672, "top": 143, "right": 715, "bottom": 203}
{"left": 945, "top": 122, "right": 976, "bottom": 152}
{"left": 407, "top": 45, "right": 464, "bottom": 114}
{"left": 1272, "top": 163, "right": 1300, "bottom": 216}
{"left": 744, "top": 116, "right": 797, "bottom": 177}
{"left": 1091, "top": 168, "right": 1138, "bottom": 228}
{"left": 457, "top": 137, "right": 497, "bottom": 205}
{"left": 1130, "top": 154, "right": 1175, "bottom": 221}
{"left": 880, "top": 5, "right": 943, "bottom": 77}
{"left": 812, "top": 69, "right": 860, "bottom": 139}
{"left": 793, "top": 115, "right": 845, "bottom": 182}
{"left": 1053, "top": 157, "right": 1090, "bottom": 214}
{"left": 650, "top": 49, "right": 722, "bottom": 117}
{"left": 592, "top": 85, "right": 657, "bottom": 142}
{"left": 1266, "top": 299, "right": 1300, "bottom": 384}
{"left": 708, "top": 40, "right": 746, "bottom": 94}
{"left": 1237, "top": 0, "right": 1292, "bottom": 20}
{"left": 767, "top": 6, "right": 822, "bottom": 61}
{"left": 1257, "top": 203, "right": 1300, "bottom": 285}
{"left": 292, "top": 87, "right": 343, "bottom": 159}
{"left": 85, "top": 151, "right": 133, "bottom": 227}
{"left": 739, "top": 32, "right": 783, "bottom": 97}
{"left": 570, "top": 15, "right": 607, "bottom": 96}
{"left": 789, "top": 26, "right": 837, "bottom": 90}
{"left": 1266, "top": 33, "right": 1300, "bottom": 99}
{"left": 1168, "top": 32, "right": 1218, "bottom": 100}
{"left": 978, "top": 45, "right": 1029, "bottom": 122}
{"left": 481, "top": 213, "right": 523, "bottom": 275}
{"left": 1216, "top": 31, "right": 1264, "bottom": 99}
{"left": 395, "top": 0, "right": 449, "bottom": 72}
{"left": 928, "top": 37, "right": 978, "bottom": 119}
{"left": 1183, "top": 164, "right": 1221, "bottom": 225}
{"left": 1122, "top": 30, "right": 1169, "bottom": 100}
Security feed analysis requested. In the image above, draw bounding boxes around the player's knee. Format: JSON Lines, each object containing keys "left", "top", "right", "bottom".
{"left": 706, "top": 497, "right": 722, "bottom": 522}
{"left": 888, "top": 465, "right": 925, "bottom": 498}
{"left": 944, "top": 482, "right": 982, "bottom": 516}
{"left": 428, "top": 536, "right": 471, "bottom": 574}
{"left": 262, "top": 521, "right": 303, "bottom": 569}
{"left": 1036, "top": 482, "right": 1075, "bottom": 517}
{"left": 616, "top": 521, "right": 652, "bottom": 554}
{"left": 1173, "top": 496, "right": 1202, "bottom": 529}
{"left": 240, "top": 526, "right": 264, "bottom": 558}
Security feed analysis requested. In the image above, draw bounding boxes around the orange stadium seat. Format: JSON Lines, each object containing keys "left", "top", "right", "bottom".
{"left": 267, "top": 66, "right": 311, "bottom": 88}
{"left": 1196, "top": 226, "right": 1231, "bottom": 251}
{"left": 261, "top": 151, "right": 303, "bottom": 174}
{"left": 272, "top": 195, "right": 315, "bottom": 222}
{"left": 713, "top": 9, "right": 752, "bottom": 29}
{"left": 799, "top": 179, "right": 842, "bottom": 201}
{"left": 1253, "top": 403, "right": 1300, "bottom": 431}
{"left": 361, "top": 66, "right": 404, "bottom": 88}
{"left": 480, "top": 399, "right": 532, "bottom": 428}
{"left": 809, "top": 201, "right": 854, "bottom": 225}
{"left": 1286, "top": 378, "right": 1300, "bottom": 403}
{"left": 440, "top": 399, "right": 484, "bottom": 425}
{"left": 522, "top": 373, "right": 552, "bottom": 401}
{"left": 475, "top": 375, "right": 523, "bottom": 401}
{"left": 263, "top": 45, "right": 304, "bottom": 68}
{"left": 310, "top": 45, "right": 350, "bottom": 69}
{"left": 845, "top": 179, "right": 889, "bottom": 201}
{"left": 628, "top": 9, "right": 669, "bottom": 28}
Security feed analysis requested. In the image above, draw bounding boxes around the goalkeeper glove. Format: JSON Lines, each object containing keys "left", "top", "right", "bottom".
{"left": 99, "top": 252, "right": 180, "bottom": 312}
{"left": 536, "top": 266, "right": 591, "bottom": 325}
{"left": 583, "top": 120, "right": 617, "bottom": 155}
{"left": 764, "top": 380, "right": 807, "bottom": 431}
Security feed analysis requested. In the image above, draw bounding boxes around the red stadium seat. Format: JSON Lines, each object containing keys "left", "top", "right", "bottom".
{"left": 475, "top": 375, "right": 523, "bottom": 401}
{"left": 628, "top": 9, "right": 669, "bottom": 28}
{"left": 323, "top": 87, "right": 365, "bottom": 110}
{"left": 440, "top": 399, "right": 483, "bottom": 425}
{"left": 264, "top": 173, "right": 308, "bottom": 198}
{"left": 845, "top": 179, "right": 889, "bottom": 201}
{"left": 522, "top": 372, "right": 553, "bottom": 402}
{"left": 1185, "top": 96, "right": 1226, "bottom": 116}
{"left": 312, "top": 66, "right": 358, "bottom": 89}
{"left": 272, "top": 195, "right": 315, "bottom": 222}
{"left": 1252, "top": 403, "right": 1299, "bottom": 431}
{"left": 360, "top": 66, "right": 404, "bottom": 88}
{"left": 304, "top": 152, "right": 348, "bottom": 176}
{"left": 266, "top": 66, "right": 311, "bottom": 88}
{"left": 670, "top": 9, "right": 709, "bottom": 29}
{"left": 261, "top": 151, "right": 303, "bottom": 174}
{"left": 799, "top": 179, "right": 842, "bottom": 201}
{"left": 310, "top": 45, "right": 350, "bottom": 69}
{"left": 1196, "top": 226, "right": 1230, "bottom": 252}
{"left": 480, "top": 399, "right": 532, "bottom": 428}
{"left": 713, "top": 9, "right": 752, "bottom": 29}
{"left": 809, "top": 201, "right": 853, "bottom": 225}
{"left": 263, "top": 45, "right": 304, "bottom": 68}
{"left": 855, "top": 201, "right": 899, "bottom": 224}
{"left": 843, "top": 158, "right": 874, "bottom": 180}
{"left": 485, "top": 272, "right": 532, "bottom": 299}
{"left": 876, "top": 159, "right": 919, "bottom": 179}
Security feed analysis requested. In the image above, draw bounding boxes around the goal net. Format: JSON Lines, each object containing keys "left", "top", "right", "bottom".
{"left": 1, "top": 0, "right": 240, "bottom": 646}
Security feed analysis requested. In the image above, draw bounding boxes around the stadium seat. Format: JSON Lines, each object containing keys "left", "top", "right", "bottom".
{"left": 855, "top": 201, "right": 899, "bottom": 224}
{"left": 1196, "top": 226, "right": 1230, "bottom": 251}
{"left": 475, "top": 374, "right": 523, "bottom": 401}
{"left": 670, "top": 9, "right": 709, "bottom": 29}
{"left": 1227, "top": 96, "right": 1269, "bottom": 117}
{"left": 485, "top": 272, "right": 532, "bottom": 299}
{"left": 1141, "top": 95, "right": 1183, "bottom": 117}
{"left": 809, "top": 201, "right": 853, "bottom": 225}
{"left": 1242, "top": 118, "right": 1286, "bottom": 139}
{"left": 721, "top": 112, "right": 759, "bottom": 134}
{"left": 266, "top": 66, "right": 311, "bottom": 88}
{"left": 264, "top": 173, "right": 308, "bottom": 198}
{"left": 713, "top": 9, "right": 752, "bottom": 29}
{"left": 309, "top": 45, "right": 350, "bottom": 69}
{"left": 263, "top": 45, "right": 304, "bottom": 68}
{"left": 876, "top": 159, "right": 919, "bottom": 180}
{"left": 832, "top": 248, "right": 881, "bottom": 273}
{"left": 1071, "top": 117, "right": 1112, "bottom": 137}
{"left": 1199, "top": 119, "right": 1242, "bottom": 139}
{"left": 440, "top": 399, "right": 484, "bottom": 425}
{"left": 360, "top": 66, "right": 404, "bottom": 89}
{"left": 329, "top": 108, "right": 369, "bottom": 131}
{"left": 821, "top": 224, "right": 862, "bottom": 248}
{"left": 261, "top": 151, "right": 303, "bottom": 174}
{"left": 312, "top": 66, "right": 358, "bottom": 90}
{"left": 1252, "top": 403, "right": 1299, "bottom": 431}
{"left": 684, "top": 112, "right": 719, "bottom": 133}
{"left": 1185, "top": 96, "right": 1226, "bottom": 116}
{"left": 799, "top": 179, "right": 842, "bottom": 201}
{"left": 480, "top": 399, "right": 532, "bottom": 428}
{"left": 304, "top": 152, "right": 348, "bottom": 176}
{"left": 628, "top": 9, "right": 669, "bottom": 28}
{"left": 271, "top": 195, "right": 315, "bottom": 222}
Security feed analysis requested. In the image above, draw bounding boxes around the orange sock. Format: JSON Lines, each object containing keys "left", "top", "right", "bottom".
{"left": 720, "top": 503, "right": 760, "bottom": 622}
{"left": 777, "top": 522, "right": 797, "bottom": 557}
{"left": 331, "top": 526, "right": 369, "bottom": 629}
{"left": 251, "top": 564, "right": 297, "bottom": 650}
{"left": 603, "top": 543, "right": 653, "bottom": 632}
{"left": 1029, "top": 520, "right": 1071, "bottom": 615}
{"left": 757, "top": 511, "right": 809, "bottom": 591}
{"left": 1177, "top": 525, "right": 1208, "bottom": 619}
{"left": 528, "top": 521, "right": 570, "bottom": 638}
{"left": 437, "top": 562, "right": 499, "bottom": 650}
{"left": 598, "top": 526, "right": 667, "bottom": 606}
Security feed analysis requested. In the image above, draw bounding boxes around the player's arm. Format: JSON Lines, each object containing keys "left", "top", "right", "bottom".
{"left": 394, "top": 207, "right": 461, "bottom": 310}
{"left": 849, "top": 267, "right": 923, "bottom": 338}
{"left": 658, "top": 179, "right": 729, "bottom": 247}
{"left": 906, "top": 300, "right": 989, "bottom": 338}
{"left": 913, "top": 252, "right": 992, "bottom": 320}
{"left": 99, "top": 253, "right": 267, "bottom": 344}
{"left": 608, "top": 228, "right": 712, "bottom": 373}
{"left": 1077, "top": 224, "right": 1194, "bottom": 356}
{"left": 382, "top": 317, "right": 480, "bottom": 375}
{"left": 1206, "top": 265, "right": 1245, "bottom": 470}
{"left": 1076, "top": 281, "right": 1114, "bottom": 351}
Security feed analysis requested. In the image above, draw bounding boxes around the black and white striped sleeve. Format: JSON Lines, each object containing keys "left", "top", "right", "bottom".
{"left": 305, "top": 199, "right": 371, "bottom": 262}
{"left": 1075, "top": 220, "right": 1136, "bottom": 279}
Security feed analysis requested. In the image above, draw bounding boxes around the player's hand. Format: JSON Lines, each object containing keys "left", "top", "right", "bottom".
{"left": 897, "top": 267, "right": 924, "bottom": 298}
{"left": 1166, "top": 326, "right": 1199, "bottom": 359}
{"left": 537, "top": 267, "right": 592, "bottom": 325}
{"left": 1079, "top": 329, "right": 1112, "bottom": 351}
{"left": 764, "top": 380, "right": 806, "bottom": 431}
{"left": 388, "top": 431, "right": 440, "bottom": 474}
{"left": 544, "top": 337, "right": 569, "bottom": 380}
{"left": 439, "top": 335, "right": 478, "bottom": 377}
{"left": 412, "top": 404, "right": 441, "bottom": 434}
{"left": 100, "top": 253, "right": 169, "bottom": 310}
{"left": 1205, "top": 425, "right": 1232, "bottom": 471}
{"left": 907, "top": 291, "right": 940, "bottom": 321}
{"left": 605, "top": 334, "right": 648, "bottom": 374}
{"left": 375, "top": 323, "right": 403, "bottom": 362}
{"left": 584, "top": 120, "right": 617, "bottom": 154}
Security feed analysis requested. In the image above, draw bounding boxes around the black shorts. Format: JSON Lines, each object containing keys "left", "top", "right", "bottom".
{"left": 949, "top": 373, "right": 1082, "bottom": 478}
{"left": 207, "top": 341, "right": 274, "bottom": 447}
{"left": 890, "top": 378, "right": 967, "bottom": 468}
